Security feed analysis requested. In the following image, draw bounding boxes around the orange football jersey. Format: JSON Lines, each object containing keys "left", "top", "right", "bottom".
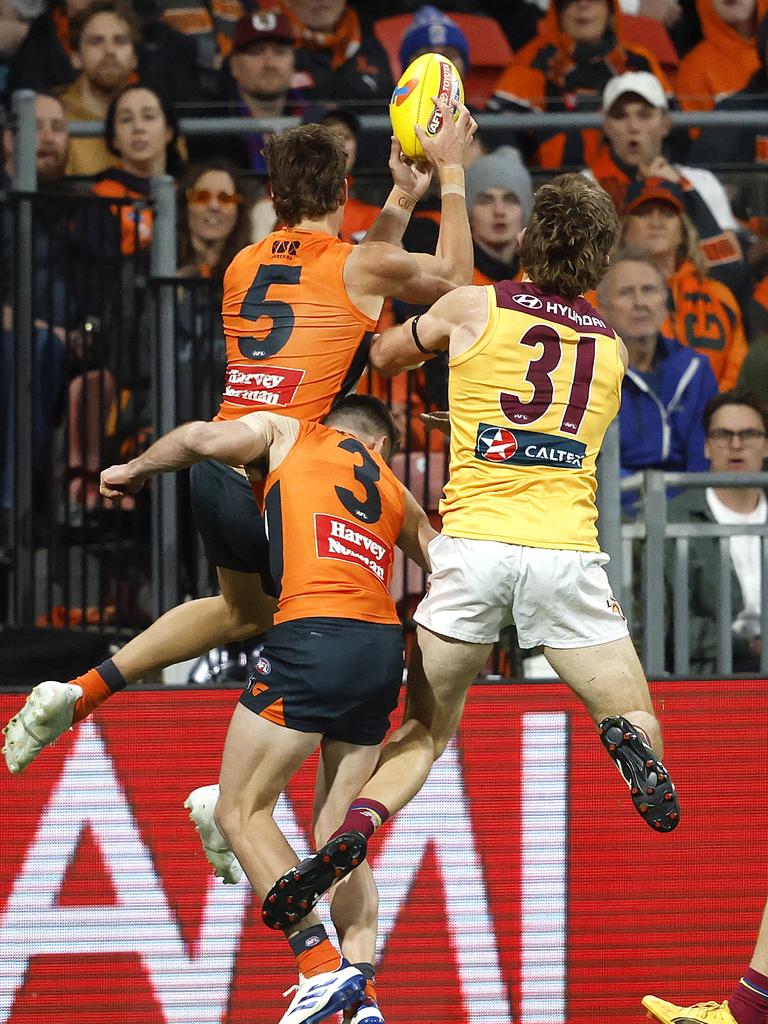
{"left": 263, "top": 421, "right": 404, "bottom": 626}
{"left": 217, "top": 228, "right": 377, "bottom": 422}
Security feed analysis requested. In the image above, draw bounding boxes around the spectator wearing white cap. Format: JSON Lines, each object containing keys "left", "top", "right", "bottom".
{"left": 585, "top": 70, "right": 750, "bottom": 305}
{"left": 398, "top": 5, "right": 469, "bottom": 77}
{"left": 465, "top": 146, "right": 531, "bottom": 284}
{"left": 486, "top": 0, "right": 670, "bottom": 168}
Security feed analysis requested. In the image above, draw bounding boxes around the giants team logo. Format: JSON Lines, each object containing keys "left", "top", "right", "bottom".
{"left": 475, "top": 425, "right": 518, "bottom": 463}
{"left": 391, "top": 79, "right": 417, "bottom": 105}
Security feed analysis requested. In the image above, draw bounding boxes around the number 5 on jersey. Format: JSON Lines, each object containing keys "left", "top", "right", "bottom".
{"left": 238, "top": 264, "right": 302, "bottom": 360}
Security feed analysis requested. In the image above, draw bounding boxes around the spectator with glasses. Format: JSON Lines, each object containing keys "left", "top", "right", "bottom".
{"left": 664, "top": 390, "right": 768, "bottom": 675}
{"left": 173, "top": 158, "right": 252, "bottom": 423}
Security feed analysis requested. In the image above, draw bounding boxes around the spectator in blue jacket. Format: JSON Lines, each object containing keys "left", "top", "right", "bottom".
{"left": 597, "top": 248, "right": 719, "bottom": 515}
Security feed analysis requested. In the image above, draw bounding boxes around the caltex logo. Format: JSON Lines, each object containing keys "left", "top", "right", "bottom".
{"left": 476, "top": 426, "right": 518, "bottom": 462}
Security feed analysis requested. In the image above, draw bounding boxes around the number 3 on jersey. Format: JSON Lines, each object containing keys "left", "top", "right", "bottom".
{"left": 335, "top": 438, "right": 382, "bottom": 524}
{"left": 237, "top": 264, "right": 302, "bottom": 360}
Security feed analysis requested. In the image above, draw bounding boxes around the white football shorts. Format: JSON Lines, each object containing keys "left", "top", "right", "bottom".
{"left": 413, "top": 534, "right": 629, "bottom": 649}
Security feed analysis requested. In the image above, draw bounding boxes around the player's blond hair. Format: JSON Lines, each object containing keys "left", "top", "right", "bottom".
{"left": 263, "top": 124, "right": 347, "bottom": 227}
{"left": 520, "top": 174, "right": 619, "bottom": 298}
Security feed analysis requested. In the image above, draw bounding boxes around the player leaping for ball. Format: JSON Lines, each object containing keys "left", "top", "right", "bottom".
{"left": 3, "top": 100, "right": 477, "bottom": 775}
{"left": 260, "top": 173, "right": 681, "bottom": 928}
{"left": 98, "top": 395, "right": 436, "bottom": 1024}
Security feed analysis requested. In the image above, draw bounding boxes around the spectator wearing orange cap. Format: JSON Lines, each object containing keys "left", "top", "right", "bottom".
{"left": 676, "top": 0, "right": 768, "bottom": 113}
{"left": 621, "top": 178, "right": 748, "bottom": 389}
{"left": 486, "top": 0, "right": 670, "bottom": 168}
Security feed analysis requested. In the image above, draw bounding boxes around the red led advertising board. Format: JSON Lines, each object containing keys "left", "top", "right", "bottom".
{"left": 1, "top": 680, "right": 765, "bottom": 1024}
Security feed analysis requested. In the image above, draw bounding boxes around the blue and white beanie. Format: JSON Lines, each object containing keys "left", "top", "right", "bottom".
{"left": 399, "top": 5, "right": 471, "bottom": 71}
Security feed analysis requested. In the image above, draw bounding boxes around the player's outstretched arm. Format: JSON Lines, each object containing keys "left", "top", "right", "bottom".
{"left": 369, "top": 285, "right": 478, "bottom": 376}
{"left": 396, "top": 487, "right": 438, "bottom": 573}
{"left": 99, "top": 414, "right": 290, "bottom": 500}
{"left": 349, "top": 99, "right": 476, "bottom": 305}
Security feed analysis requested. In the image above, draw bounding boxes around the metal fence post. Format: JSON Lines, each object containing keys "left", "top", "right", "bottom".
{"left": 597, "top": 418, "right": 623, "bottom": 607}
{"left": 10, "top": 90, "right": 37, "bottom": 625}
{"left": 150, "top": 175, "right": 178, "bottom": 618}
{"left": 643, "top": 471, "right": 667, "bottom": 677}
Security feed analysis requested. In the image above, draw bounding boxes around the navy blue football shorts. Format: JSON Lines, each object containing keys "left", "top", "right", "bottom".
{"left": 189, "top": 458, "right": 275, "bottom": 593}
{"left": 239, "top": 616, "right": 404, "bottom": 745}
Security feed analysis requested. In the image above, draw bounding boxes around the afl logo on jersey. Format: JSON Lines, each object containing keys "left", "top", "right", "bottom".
{"left": 255, "top": 656, "right": 272, "bottom": 676}
{"left": 476, "top": 425, "right": 518, "bottom": 462}
{"left": 512, "top": 294, "right": 543, "bottom": 310}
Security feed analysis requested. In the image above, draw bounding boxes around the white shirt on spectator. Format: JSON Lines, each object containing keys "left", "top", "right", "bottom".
{"left": 706, "top": 487, "right": 767, "bottom": 640}
{"left": 581, "top": 164, "right": 738, "bottom": 231}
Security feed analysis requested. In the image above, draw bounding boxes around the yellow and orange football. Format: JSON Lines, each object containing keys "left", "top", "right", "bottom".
{"left": 389, "top": 52, "right": 465, "bottom": 160}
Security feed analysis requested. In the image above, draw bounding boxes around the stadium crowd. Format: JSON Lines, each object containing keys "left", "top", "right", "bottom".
{"left": 1, "top": 0, "right": 767, "bottom": 675}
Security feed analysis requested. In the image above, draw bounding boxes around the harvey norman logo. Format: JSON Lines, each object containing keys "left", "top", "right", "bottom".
{"left": 223, "top": 362, "right": 305, "bottom": 407}
{"left": 475, "top": 423, "right": 587, "bottom": 469}
{"left": 314, "top": 512, "right": 394, "bottom": 585}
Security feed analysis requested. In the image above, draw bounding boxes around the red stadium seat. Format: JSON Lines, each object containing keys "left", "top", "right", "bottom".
{"left": 621, "top": 14, "right": 680, "bottom": 80}
{"left": 373, "top": 13, "right": 514, "bottom": 108}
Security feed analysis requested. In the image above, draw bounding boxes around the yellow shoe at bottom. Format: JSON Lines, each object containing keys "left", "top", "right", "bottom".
{"left": 642, "top": 996, "right": 737, "bottom": 1024}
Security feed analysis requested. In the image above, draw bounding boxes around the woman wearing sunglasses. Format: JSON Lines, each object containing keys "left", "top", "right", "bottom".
{"left": 177, "top": 159, "right": 253, "bottom": 279}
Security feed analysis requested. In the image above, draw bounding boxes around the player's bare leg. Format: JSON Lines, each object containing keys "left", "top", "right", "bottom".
{"left": 643, "top": 896, "right": 768, "bottom": 1023}
{"left": 544, "top": 637, "right": 679, "bottom": 832}
{"left": 358, "top": 627, "right": 492, "bottom": 810}
{"left": 3, "top": 567, "right": 275, "bottom": 773}
{"left": 293, "top": 626, "right": 492, "bottom": 916}
{"left": 214, "top": 705, "right": 365, "bottom": 1024}
{"left": 114, "top": 567, "right": 276, "bottom": 680}
{"left": 312, "top": 738, "right": 380, "bottom": 965}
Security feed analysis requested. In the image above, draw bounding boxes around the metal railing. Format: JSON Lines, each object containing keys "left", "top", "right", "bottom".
{"left": 4, "top": 90, "right": 768, "bottom": 680}
{"left": 621, "top": 470, "right": 768, "bottom": 678}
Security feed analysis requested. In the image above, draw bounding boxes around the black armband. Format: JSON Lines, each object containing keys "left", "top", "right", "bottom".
{"left": 411, "top": 315, "right": 430, "bottom": 354}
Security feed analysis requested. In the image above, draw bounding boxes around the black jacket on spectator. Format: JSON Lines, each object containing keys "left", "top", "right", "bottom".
{"left": 292, "top": 35, "right": 393, "bottom": 107}
{"left": 690, "top": 12, "right": 768, "bottom": 165}
{"left": 6, "top": 5, "right": 202, "bottom": 107}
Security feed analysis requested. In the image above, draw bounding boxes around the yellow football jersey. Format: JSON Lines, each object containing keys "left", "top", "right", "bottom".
{"left": 441, "top": 281, "right": 624, "bottom": 551}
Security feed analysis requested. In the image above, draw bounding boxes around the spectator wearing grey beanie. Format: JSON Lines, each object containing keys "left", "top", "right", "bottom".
{"left": 465, "top": 146, "right": 532, "bottom": 284}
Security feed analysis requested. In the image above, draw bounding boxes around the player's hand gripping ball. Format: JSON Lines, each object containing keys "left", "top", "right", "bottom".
{"left": 389, "top": 52, "right": 465, "bottom": 160}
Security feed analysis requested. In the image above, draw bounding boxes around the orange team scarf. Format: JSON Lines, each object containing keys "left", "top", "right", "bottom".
{"left": 52, "top": 6, "right": 72, "bottom": 57}
{"left": 272, "top": 0, "right": 362, "bottom": 69}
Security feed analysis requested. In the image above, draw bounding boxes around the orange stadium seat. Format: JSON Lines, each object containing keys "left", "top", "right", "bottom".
{"left": 374, "top": 13, "right": 514, "bottom": 108}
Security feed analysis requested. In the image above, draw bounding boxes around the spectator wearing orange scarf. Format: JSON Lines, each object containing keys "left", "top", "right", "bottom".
{"left": 271, "top": 0, "right": 392, "bottom": 104}
{"left": 621, "top": 179, "right": 748, "bottom": 390}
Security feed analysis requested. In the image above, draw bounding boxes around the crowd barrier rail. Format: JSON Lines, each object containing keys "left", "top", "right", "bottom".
{"left": 3, "top": 91, "right": 768, "bottom": 681}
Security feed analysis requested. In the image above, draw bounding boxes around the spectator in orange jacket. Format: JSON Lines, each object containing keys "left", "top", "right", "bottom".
{"left": 486, "top": 0, "right": 669, "bottom": 167}
{"left": 676, "top": 0, "right": 768, "bottom": 112}
{"left": 621, "top": 179, "right": 749, "bottom": 390}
